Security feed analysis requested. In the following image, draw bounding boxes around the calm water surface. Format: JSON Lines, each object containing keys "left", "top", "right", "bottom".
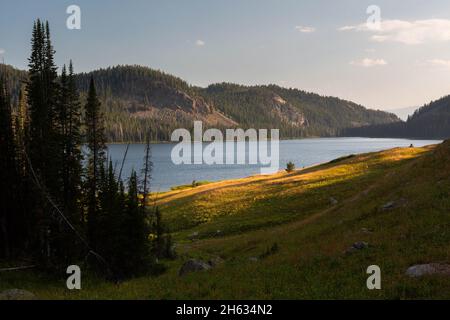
{"left": 106, "top": 138, "right": 440, "bottom": 191}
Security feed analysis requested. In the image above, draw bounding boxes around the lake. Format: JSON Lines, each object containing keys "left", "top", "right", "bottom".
{"left": 106, "top": 138, "right": 441, "bottom": 191}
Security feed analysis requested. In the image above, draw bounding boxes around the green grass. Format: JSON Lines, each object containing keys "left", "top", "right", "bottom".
{"left": 1, "top": 142, "right": 450, "bottom": 299}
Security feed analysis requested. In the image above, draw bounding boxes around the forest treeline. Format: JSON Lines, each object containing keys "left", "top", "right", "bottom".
{"left": 342, "top": 95, "right": 450, "bottom": 139}
{"left": 0, "top": 64, "right": 400, "bottom": 143}
{"left": 0, "top": 20, "right": 173, "bottom": 279}
{"left": 202, "top": 83, "right": 399, "bottom": 137}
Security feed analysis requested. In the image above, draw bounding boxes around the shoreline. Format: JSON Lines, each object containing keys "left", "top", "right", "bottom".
{"left": 153, "top": 140, "right": 441, "bottom": 193}
{"left": 107, "top": 136, "right": 442, "bottom": 145}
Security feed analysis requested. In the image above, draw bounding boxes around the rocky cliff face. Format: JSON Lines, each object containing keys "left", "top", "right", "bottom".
{"left": 269, "top": 94, "right": 307, "bottom": 128}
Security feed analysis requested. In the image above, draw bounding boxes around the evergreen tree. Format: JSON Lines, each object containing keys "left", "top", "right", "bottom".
{"left": 141, "top": 135, "right": 153, "bottom": 206}
{"left": 85, "top": 76, "right": 106, "bottom": 248}
{"left": 123, "top": 170, "right": 150, "bottom": 276}
{"left": 49, "top": 62, "right": 84, "bottom": 263}
{"left": 66, "top": 61, "right": 83, "bottom": 221}
{"left": 95, "top": 160, "right": 126, "bottom": 278}
{"left": 151, "top": 207, "right": 175, "bottom": 260}
{"left": 1, "top": 20, "right": 163, "bottom": 278}
{"left": 58, "top": 62, "right": 83, "bottom": 221}
{"left": 26, "top": 19, "right": 62, "bottom": 263}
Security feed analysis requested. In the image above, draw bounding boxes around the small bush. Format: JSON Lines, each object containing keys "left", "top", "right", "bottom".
{"left": 171, "top": 180, "right": 211, "bottom": 191}
{"left": 286, "top": 161, "right": 295, "bottom": 173}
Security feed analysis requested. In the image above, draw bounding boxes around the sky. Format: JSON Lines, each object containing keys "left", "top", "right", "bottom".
{"left": 2, "top": 0, "right": 450, "bottom": 111}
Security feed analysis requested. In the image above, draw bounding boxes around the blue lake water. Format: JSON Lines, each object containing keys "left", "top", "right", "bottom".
{"left": 106, "top": 138, "right": 441, "bottom": 191}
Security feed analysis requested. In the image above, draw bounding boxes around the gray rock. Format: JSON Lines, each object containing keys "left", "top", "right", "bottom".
{"left": 179, "top": 259, "right": 211, "bottom": 276}
{"left": 249, "top": 257, "right": 259, "bottom": 262}
{"left": 345, "top": 241, "right": 369, "bottom": 254}
{"left": 406, "top": 263, "right": 450, "bottom": 277}
{"left": 353, "top": 242, "right": 369, "bottom": 250}
{"left": 0, "top": 289, "right": 36, "bottom": 300}
{"left": 329, "top": 197, "right": 338, "bottom": 205}
{"left": 381, "top": 201, "right": 395, "bottom": 210}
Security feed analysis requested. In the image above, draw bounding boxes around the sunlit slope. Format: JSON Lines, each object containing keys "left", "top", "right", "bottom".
{"left": 152, "top": 141, "right": 450, "bottom": 299}
{"left": 157, "top": 144, "right": 435, "bottom": 239}
{"left": 2, "top": 142, "right": 449, "bottom": 299}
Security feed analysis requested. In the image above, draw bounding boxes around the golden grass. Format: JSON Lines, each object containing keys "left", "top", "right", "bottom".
{"left": 2, "top": 142, "right": 449, "bottom": 299}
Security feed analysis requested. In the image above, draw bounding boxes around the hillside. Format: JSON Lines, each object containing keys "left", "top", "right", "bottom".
{"left": 0, "top": 64, "right": 399, "bottom": 142}
{"left": 2, "top": 141, "right": 449, "bottom": 299}
{"left": 0, "top": 64, "right": 28, "bottom": 106}
{"left": 201, "top": 83, "right": 398, "bottom": 138}
{"left": 344, "top": 96, "right": 450, "bottom": 139}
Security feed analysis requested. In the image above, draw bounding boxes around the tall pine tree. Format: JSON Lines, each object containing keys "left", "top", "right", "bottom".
{"left": 85, "top": 76, "right": 106, "bottom": 249}
{"left": 26, "top": 19, "right": 73, "bottom": 265}
{"left": 58, "top": 62, "right": 82, "bottom": 221}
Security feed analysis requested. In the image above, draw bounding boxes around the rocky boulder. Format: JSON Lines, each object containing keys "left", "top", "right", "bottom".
{"left": 0, "top": 289, "right": 36, "bottom": 300}
{"left": 329, "top": 197, "right": 338, "bottom": 205}
{"left": 406, "top": 263, "right": 450, "bottom": 277}
{"left": 179, "top": 259, "right": 212, "bottom": 276}
{"left": 345, "top": 242, "right": 369, "bottom": 254}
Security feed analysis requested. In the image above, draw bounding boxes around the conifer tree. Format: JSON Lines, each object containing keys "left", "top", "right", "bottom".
{"left": 95, "top": 160, "right": 124, "bottom": 277}
{"left": 27, "top": 19, "right": 61, "bottom": 262}
{"left": 49, "top": 62, "right": 84, "bottom": 263}
{"left": 66, "top": 61, "right": 83, "bottom": 221}
{"left": 85, "top": 76, "right": 107, "bottom": 248}
{"left": 123, "top": 170, "right": 150, "bottom": 276}
{"left": 58, "top": 62, "right": 83, "bottom": 221}
{"left": 141, "top": 135, "right": 153, "bottom": 206}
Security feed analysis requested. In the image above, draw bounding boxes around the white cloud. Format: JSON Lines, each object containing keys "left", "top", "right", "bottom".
{"left": 0, "top": 49, "right": 5, "bottom": 55}
{"left": 339, "top": 25, "right": 357, "bottom": 31}
{"left": 350, "top": 58, "right": 387, "bottom": 67}
{"left": 427, "top": 59, "right": 450, "bottom": 68}
{"left": 195, "top": 40, "right": 205, "bottom": 46}
{"left": 340, "top": 19, "right": 450, "bottom": 45}
{"left": 295, "top": 25, "right": 315, "bottom": 33}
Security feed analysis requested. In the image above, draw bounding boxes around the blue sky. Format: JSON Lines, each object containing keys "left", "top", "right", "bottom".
{"left": 2, "top": 0, "right": 450, "bottom": 110}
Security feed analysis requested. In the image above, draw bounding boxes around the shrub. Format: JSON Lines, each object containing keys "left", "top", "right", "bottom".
{"left": 286, "top": 161, "right": 295, "bottom": 173}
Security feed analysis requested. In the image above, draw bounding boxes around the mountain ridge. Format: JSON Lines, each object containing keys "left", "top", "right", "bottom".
{"left": 0, "top": 63, "right": 400, "bottom": 142}
{"left": 343, "top": 95, "right": 450, "bottom": 139}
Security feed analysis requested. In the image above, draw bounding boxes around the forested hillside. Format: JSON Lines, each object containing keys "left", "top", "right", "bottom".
{"left": 343, "top": 95, "right": 450, "bottom": 139}
{"left": 202, "top": 83, "right": 399, "bottom": 137}
{"left": 0, "top": 64, "right": 399, "bottom": 142}
{"left": 0, "top": 64, "right": 28, "bottom": 106}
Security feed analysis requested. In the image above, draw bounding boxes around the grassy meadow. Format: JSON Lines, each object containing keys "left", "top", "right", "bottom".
{"left": 1, "top": 141, "right": 450, "bottom": 299}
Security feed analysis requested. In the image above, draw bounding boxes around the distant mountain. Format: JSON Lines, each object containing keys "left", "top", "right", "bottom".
{"left": 0, "top": 64, "right": 399, "bottom": 142}
{"left": 343, "top": 96, "right": 450, "bottom": 139}
{"left": 389, "top": 106, "right": 418, "bottom": 121}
